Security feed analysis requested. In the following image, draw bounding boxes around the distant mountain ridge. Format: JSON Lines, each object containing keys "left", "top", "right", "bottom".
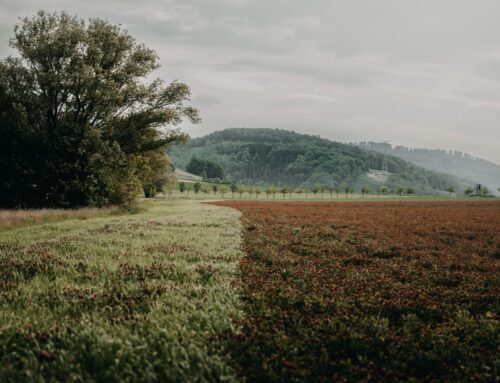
{"left": 170, "top": 128, "right": 464, "bottom": 194}
{"left": 356, "top": 142, "right": 500, "bottom": 193}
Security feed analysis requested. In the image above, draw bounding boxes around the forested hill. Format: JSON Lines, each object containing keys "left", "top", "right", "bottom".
{"left": 357, "top": 142, "right": 500, "bottom": 192}
{"left": 169, "top": 128, "right": 462, "bottom": 194}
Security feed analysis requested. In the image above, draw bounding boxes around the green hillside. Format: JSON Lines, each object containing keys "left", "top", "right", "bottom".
{"left": 170, "top": 128, "right": 462, "bottom": 194}
{"left": 357, "top": 142, "right": 500, "bottom": 194}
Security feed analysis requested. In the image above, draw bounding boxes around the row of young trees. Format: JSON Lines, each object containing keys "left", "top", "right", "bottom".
{"left": 175, "top": 183, "right": 496, "bottom": 199}
{"left": 176, "top": 183, "right": 420, "bottom": 199}
{"left": 463, "top": 186, "right": 494, "bottom": 197}
{"left": 0, "top": 12, "right": 198, "bottom": 208}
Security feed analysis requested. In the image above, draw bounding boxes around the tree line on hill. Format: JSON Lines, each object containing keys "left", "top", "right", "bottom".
{"left": 170, "top": 128, "right": 462, "bottom": 194}
{"left": 357, "top": 142, "right": 500, "bottom": 192}
{"left": 0, "top": 11, "right": 197, "bottom": 208}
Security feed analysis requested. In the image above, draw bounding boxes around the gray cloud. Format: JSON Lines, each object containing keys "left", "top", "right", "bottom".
{"left": 192, "top": 94, "right": 222, "bottom": 107}
{"left": 1, "top": 0, "right": 499, "bottom": 163}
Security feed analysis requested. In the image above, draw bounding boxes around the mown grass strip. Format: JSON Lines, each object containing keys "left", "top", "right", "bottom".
{"left": 0, "top": 199, "right": 243, "bottom": 382}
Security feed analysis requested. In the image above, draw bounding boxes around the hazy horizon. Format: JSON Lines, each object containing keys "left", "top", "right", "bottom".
{"left": 1, "top": 0, "right": 499, "bottom": 164}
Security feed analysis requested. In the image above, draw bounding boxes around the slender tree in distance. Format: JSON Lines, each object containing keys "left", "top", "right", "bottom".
{"left": 255, "top": 186, "right": 262, "bottom": 199}
{"left": 265, "top": 186, "right": 272, "bottom": 199}
{"left": 379, "top": 187, "right": 387, "bottom": 198}
{"left": 271, "top": 187, "right": 278, "bottom": 200}
{"left": 334, "top": 186, "right": 340, "bottom": 199}
{"left": 219, "top": 186, "right": 227, "bottom": 199}
{"left": 344, "top": 186, "right": 350, "bottom": 199}
{"left": 179, "top": 182, "right": 186, "bottom": 198}
{"left": 312, "top": 185, "right": 320, "bottom": 198}
{"left": 230, "top": 183, "right": 238, "bottom": 199}
{"left": 361, "top": 186, "right": 369, "bottom": 198}
{"left": 280, "top": 187, "right": 288, "bottom": 199}
{"left": 193, "top": 182, "right": 201, "bottom": 198}
{"left": 201, "top": 185, "right": 210, "bottom": 198}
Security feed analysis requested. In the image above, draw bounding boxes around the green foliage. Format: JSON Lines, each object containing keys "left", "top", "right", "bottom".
{"left": 178, "top": 182, "right": 186, "bottom": 194}
{"left": 343, "top": 185, "right": 350, "bottom": 198}
{"left": 201, "top": 185, "right": 210, "bottom": 195}
{"left": 0, "top": 11, "right": 198, "bottom": 208}
{"left": 139, "top": 152, "right": 175, "bottom": 198}
{"left": 230, "top": 183, "right": 238, "bottom": 198}
{"left": 464, "top": 187, "right": 474, "bottom": 196}
{"left": 238, "top": 186, "right": 245, "bottom": 198}
{"left": 255, "top": 187, "right": 262, "bottom": 198}
{"left": 186, "top": 156, "right": 224, "bottom": 180}
{"left": 219, "top": 186, "right": 227, "bottom": 198}
{"left": 170, "top": 128, "right": 461, "bottom": 194}
{"left": 193, "top": 182, "right": 201, "bottom": 194}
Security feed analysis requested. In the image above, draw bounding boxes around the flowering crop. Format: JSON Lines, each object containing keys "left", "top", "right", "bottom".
{"left": 214, "top": 201, "right": 500, "bottom": 382}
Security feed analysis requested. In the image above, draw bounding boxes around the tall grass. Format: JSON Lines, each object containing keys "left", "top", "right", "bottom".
{"left": 0, "top": 207, "right": 118, "bottom": 230}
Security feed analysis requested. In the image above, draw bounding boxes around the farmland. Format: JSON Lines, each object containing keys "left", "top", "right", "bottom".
{"left": 214, "top": 200, "right": 500, "bottom": 382}
{"left": 0, "top": 198, "right": 499, "bottom": 382}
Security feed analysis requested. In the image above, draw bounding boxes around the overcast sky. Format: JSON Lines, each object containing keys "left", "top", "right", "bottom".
{"left": 1, "top": 0, "right": 499, "bottom": 163}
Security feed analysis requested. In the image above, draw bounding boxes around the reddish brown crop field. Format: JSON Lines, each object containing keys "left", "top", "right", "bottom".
{"left": 213, "top": 201, "right": 500, "bottom": 382}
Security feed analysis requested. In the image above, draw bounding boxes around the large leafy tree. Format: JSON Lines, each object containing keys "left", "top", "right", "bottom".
{"left": 0, "top": 11, "right": 199, "bottom": 207}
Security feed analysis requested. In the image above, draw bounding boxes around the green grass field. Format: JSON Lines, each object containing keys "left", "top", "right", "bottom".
{"left": 0, "top": 200, "right": 243, "bottom": 382}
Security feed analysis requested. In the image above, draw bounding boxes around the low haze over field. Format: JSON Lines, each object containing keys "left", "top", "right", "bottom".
{"left": 1, "top": 0, "right": 499, "bottom": 163}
